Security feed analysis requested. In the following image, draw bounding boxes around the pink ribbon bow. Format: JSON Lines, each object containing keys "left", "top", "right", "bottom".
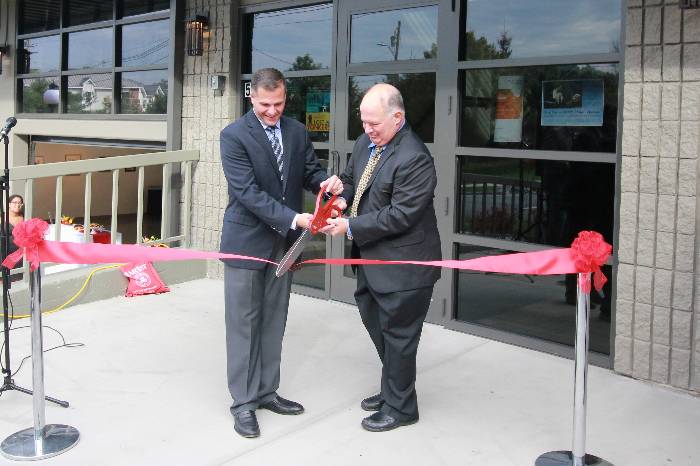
{"left": 2, "top": 218, "right": 49, "bottom": 271}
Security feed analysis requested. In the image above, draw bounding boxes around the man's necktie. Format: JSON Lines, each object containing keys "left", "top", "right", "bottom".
{"left": 266, "top": 126, "right": 284, "bottom": 175}
{"left": 350, "top": 145, "right": 383, "bottom": 218}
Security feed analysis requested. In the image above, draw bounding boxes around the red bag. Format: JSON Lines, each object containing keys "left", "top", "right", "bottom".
{"left": 121, "top": 262, "right": 170, "bottom": 297}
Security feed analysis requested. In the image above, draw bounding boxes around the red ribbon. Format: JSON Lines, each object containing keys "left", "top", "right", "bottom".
{"left": 3, "top": 219, "right": 612, "bottom": 292}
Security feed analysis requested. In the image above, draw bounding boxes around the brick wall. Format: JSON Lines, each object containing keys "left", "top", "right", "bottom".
{"left": 616, "top": 0, "right": 700, "bottom": 392}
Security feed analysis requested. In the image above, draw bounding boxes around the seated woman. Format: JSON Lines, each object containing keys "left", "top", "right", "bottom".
{"left": 6, "top": 194, "right": 25, "bottom": 269}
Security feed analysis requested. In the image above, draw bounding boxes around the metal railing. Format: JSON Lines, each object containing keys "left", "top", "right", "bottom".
{"left": 459, "top": 173, "right": 543, "bottom": 241}
{"left": 8, "top": 149, "right": 199, "bottom": 276}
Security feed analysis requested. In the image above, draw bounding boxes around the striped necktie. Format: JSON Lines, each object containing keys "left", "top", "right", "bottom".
{"left": 266, "top": 125, "right": 284, "bottom": 175}
{"left": 350, "top": 145, "right": 383, "bottom": 218}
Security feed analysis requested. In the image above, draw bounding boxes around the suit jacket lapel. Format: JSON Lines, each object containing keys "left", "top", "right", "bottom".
{"left": 363, "top": 125, "right": 408, "bottom": 190}
{"left": 246, "top": 111, "right": 283, "bottom": 183}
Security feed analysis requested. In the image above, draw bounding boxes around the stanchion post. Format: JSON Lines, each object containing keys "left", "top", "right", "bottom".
{"left": 534, "top": 273, "right": 613, "bottom": 466}
{"left": 1, "top": 267, "right": 80, "bottom": 460}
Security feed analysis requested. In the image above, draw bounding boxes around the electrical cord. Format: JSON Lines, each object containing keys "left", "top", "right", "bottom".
{"left": 1, "top": 264, "right": 122, "bottom": 390}
{"left": 1, "top": 264, "right": 123, "bottom": 319}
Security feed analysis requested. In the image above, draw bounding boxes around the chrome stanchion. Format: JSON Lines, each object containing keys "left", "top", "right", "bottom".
{"left": 1, "top": 267, "right": 80, "bottom": 460}
{"left": 535, "top": 272, "right": 613, "bottom": 466}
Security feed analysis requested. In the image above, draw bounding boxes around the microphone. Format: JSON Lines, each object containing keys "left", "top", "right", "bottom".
{"left": 0, "top": 117, "right": 17, "bottom": 139}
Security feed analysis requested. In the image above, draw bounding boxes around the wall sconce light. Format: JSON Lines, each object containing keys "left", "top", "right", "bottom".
{"left": 185, "top": 15, "right": 208, "bottom": 56}
{"left": 679, "top": 0, "right": 699, "bottom": 8}
{"left": 0, "top": 45, "right": 9, "bottom": 75}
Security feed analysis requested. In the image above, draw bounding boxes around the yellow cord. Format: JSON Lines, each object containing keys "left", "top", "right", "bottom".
{"left": 2, "top": 264, "right": 125, "bottom": 320}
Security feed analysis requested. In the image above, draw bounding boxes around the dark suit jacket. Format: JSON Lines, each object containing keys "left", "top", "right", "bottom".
{"left": 342, "top": 125, "right": 442, "bottom": 293}
{"left": 219, "top": 110, "right": 327, "bottom": 269}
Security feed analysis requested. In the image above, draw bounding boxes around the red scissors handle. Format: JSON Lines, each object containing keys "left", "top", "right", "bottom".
{"left": 309, "top": 190, "right": 338, "bottom": 234}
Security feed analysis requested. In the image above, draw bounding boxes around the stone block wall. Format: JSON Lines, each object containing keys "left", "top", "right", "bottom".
{"left": 616, "top": 0, "right": 700, "bottom": 392}
{"left": 182, "top": 0, "right": 238, "bottom": 279}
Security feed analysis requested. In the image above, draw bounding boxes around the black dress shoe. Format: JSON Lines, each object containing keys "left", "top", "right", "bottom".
{"left": 360, "top": 393, "right": 383, "bottom": 411}
{"left": 260, "top": 395, "right": 304, "bottom": 415}
{"left": 361, "top": 411, "right": 418, "bottom": 432}
{"left": 233, "top": 410, "right": 260, "bottom": 438}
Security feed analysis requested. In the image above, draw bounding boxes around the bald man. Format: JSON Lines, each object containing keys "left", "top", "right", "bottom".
{"left": 323, "top": 84, "right": 441, "bottom": 432}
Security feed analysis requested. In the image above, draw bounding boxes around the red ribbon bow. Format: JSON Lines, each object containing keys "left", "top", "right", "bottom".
{"left": 2, "top": 218, "right": 49, "bottom": 271}
{"left": 570, "top": 230, "right": 612, "bottom": 293}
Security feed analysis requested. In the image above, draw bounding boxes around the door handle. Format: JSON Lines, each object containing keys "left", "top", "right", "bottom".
{"left": 331, "top": 150, "right": 340, "bottom": 176}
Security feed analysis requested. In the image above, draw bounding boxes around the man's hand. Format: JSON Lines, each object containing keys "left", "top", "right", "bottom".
{"left": 320, "top": 217, "right": 349, "bottom": 236}
{"left": 320, "top": 175, "right": 343, "bottom": 195}
{"left": 331, "top": 197, "right": 347, "bottom": 217}
{"left": 295, "top": 213, "right": 314, "bottom": 230}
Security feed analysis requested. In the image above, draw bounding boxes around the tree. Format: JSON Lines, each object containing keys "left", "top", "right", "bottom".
{"left": 289, "top": 53, "right": 322, "bottom": 71}
{"left": 464, "top": 31, "right": 512, "bottom": 60}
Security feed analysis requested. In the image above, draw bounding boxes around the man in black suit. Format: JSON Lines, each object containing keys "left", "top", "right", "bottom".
{"left": 323, "top": 83, "right": 441, "bottom": 432}
{"left": 219, "top": 68, "right": 342, "bottom": 438}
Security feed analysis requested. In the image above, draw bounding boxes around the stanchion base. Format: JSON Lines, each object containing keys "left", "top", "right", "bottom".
{"left": 536, "top": 451, "right": 613, "bottom": 466}
{"left": 1, "top": 424, "right": 80, "bottom": 461}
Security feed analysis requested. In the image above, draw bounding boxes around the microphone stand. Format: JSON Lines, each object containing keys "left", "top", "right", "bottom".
{"left": 0, "top": 131, "right": 68, "bottom": 408}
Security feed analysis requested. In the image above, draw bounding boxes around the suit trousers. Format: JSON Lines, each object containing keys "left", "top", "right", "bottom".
{"left": 355, "top": 266, "right": 433, "bottom": 421}
{"left": 224, "top": 239, "right": 292, "bottom": 414}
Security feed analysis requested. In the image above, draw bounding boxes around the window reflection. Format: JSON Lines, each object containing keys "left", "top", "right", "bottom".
{"left": 457, "top": 156, "right": 615, "bottom": 249}
{"left": 460, "top": 64, "right": 618, "bottom": 152}
{"left": 122, "top": 20, "right": 170, "bottom": 67}
{"left": 120, "top": 70, "right": 168, "bottom": 114}
{"left": 68, "top": 28, "right": 113, "bottom": 69}
{"left": 19, "top": 0, "right": 60, "bottom": 34}
{"left": 462, "top": 0, "right": 621, "bottom": 60}
{"left": 18, "top": 35, "right": 61, "bottom": 74}
{"left": 66, "top": 0, "right": 113, "bottom": 27}
{"left": 349, "top": 74, "right": 435, "bottom": 143}
{"left": 351, "top": 5, "right": 438, "bottom": 63}
{"left": 243, "top": 3, "right": 332, "bottom": 73}
{"left": 122, "top": 0, "right": 170, "bottom": 16}
{"left": 455, "top": 243, "right": 611, "bottom": 354}
{"left": 293, "top": 150, "right": 329, "bottom": 290}
{"left": 20, "top": 77, "right": 60, "bottom": 113}
{"left": 66, "top": 74, "right": 113, "bottom": 113}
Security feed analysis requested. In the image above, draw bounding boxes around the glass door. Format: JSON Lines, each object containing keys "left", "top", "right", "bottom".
{"left": 328, "top": 0, "right": 441, "bottom": 303}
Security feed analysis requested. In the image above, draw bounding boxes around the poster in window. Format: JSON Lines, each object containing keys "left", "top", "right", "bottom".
{"left": 541, "top": 79, "right": 604, "bottom": 127}
{"left": 493, "top": 75, "right": 524, "bottom": 143}
{"left": 305, "top": 89, "right": 330, "bottom": 133}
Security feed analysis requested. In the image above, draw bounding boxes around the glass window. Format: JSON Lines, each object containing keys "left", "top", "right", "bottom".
{"left": 350, "top": 5, "right": 438, "bottom": 63}
{"left": 285, "top": 77, "right": 331, "bottom": 143}
{"left": 68, "top": 28, "right": 113, "bottom": 69}
{"left": 66, "top": 74, "right": 114, "bottom": 113}
{"left": 349, "top": 73, "right": 435, "bottom": 143}
{"left": 20, "top": 77, "right": 60, "bottom": 113}
{"left": 18, "top": 35, "right": 61, "bottom": 74}
{"left": 243, "top": 3, "right": 332, "bottom": 73}
{"left": 293, "top": 149, "right": 329, "bottom": 290}
{"left": 19, "top": 0, "right": 60, "bottom": 35}
{"left": 122, "top": 0, "right": 170, "bottom": 16}
{"left": 462, "top": 0, "right": 621, "bottom": 61}
{"left": 455, "top": 243, "right": 611, "bottom": 355}
{"left": 65, "top": 0, "right": 113, "bottom": 27}
{"left": 242, "top": 76, "right": 331, "bottom": 143}
{"left": 120, "top": 70, "right": 168, "bottom": 114}
{"left": 121, "top": 20, "right": 169, "bottom": 67}
{"left": 457, "top": 156, "right": 615, "bottom": 248}
{"left": 460, "top": 64, "right": 619, "bottom": 152}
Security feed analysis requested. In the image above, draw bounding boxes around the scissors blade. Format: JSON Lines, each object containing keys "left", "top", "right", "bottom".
{"left": 275, "top": 228, "right": 312, "bottom": 277}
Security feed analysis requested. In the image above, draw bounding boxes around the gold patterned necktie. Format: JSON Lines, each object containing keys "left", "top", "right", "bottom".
{"left": 350, "top": 145, "right": 383, "bottom": 217}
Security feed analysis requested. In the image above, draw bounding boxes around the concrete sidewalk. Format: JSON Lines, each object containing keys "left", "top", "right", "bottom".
{"left": 0, "top": 279, "right": 698, "bottom": 466}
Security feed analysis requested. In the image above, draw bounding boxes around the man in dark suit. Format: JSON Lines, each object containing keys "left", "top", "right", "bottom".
{"left": 219, "top": 68, "right": 342, "bottom": 438}
{"left": 323, "top": 83, "right": 441, "bottom": 432}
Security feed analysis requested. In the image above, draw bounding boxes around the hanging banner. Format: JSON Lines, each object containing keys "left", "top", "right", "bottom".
{"left": 541, "top": 79, "right": 604, "bottom": 127}
{"left": 494, "top": 75, "right": 524, "bottom": 143}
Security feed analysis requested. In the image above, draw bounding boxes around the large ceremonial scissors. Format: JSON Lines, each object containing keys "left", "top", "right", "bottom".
{"left": 275, "top": 189, "right": 338, "bottom": 277}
